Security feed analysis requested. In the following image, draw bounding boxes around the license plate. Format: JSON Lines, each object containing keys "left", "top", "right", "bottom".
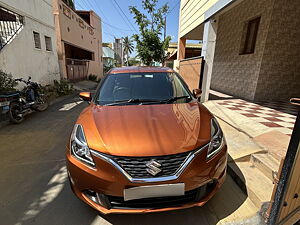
{"left": 124, "top": 183, "right": 185, "bottom": 201}
{"left": 0, "top": 101, "right": 9, "bottom": 107}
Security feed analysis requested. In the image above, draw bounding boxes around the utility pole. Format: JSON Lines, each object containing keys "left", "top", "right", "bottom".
{"left": 121, "top": 37, "right": 124, "bottom": 66}
{"left": 164, "top": 16, "right": 166, "bottom": 41}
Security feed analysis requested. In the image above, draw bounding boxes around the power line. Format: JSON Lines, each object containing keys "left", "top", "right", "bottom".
{"left": 111, "top": 0, "right": 138, "bottom": 33}
{"left": 102, "top": 20, "right": 132, "bottom": 32}
{"left": 80, "top": 0, "right": 93, "bottom": 10}
{"left": 76, "top": 0, "right": 136, "bottom": 41}
{"left": 77, "top": 0, "right": 127, "bottom": 38}
{"left": 167, "top": 0, "right": 180, "bottom": 16}
{"left": 85, "top": 0, "right": 127, "bottom": 36}
{"left": 109, "top": 0, "right": 134, "bottom": 33}
{"left": 90, "top": 0, "right": 109, "bottom": 21}
{"left": 103, "top": 31, "right": 116, "bottom": 38}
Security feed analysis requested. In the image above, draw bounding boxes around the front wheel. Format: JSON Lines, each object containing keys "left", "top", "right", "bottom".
{"left": 35, "top": 95, "right": 49, "bottom": 112}
{"left": 9, "top": 102, "right": 24, "bottom": 124}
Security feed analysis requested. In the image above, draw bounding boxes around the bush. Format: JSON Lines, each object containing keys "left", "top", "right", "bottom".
{"left": 40, "top": 79, "right": 74, "bottom": 98}
{"left": 53, "top": 79, "right": 74, "bottom": 96}
{"left": 104, "top": 64, "right": 113, "bottom": 73}
{"left": 0, "top": 70, "right": 17, "bottom": 93}
{"left": 88, "top": 74, "right": 97, "bottom": 82}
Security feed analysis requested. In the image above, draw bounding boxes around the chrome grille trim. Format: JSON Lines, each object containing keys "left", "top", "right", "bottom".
{"left": 90, "top": 143, "right": 209, "bottom": 183}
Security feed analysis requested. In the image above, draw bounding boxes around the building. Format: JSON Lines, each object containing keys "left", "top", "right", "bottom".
{"left": 176, "top": 0, "right": 300, "bottom": 102}
{"left": 103, "top": 42, "right": 113, "bottom": 49}
{"left": 52, "top": 0, "right": 103, "bottom": 81}
{"left": 102, "top": 46, "right": 115, "bottom": 68}
{"left": 165, "top": 42, "right": 202, "bottom": 69}
{"left": 0, "top": 0, "right": 60, "bottom": 84}
{"left": 113, "top": 38, "right": 124, "bottom": 67}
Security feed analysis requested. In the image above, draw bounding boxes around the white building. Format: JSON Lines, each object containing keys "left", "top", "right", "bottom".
{"left": 113, "top": 38, "right": 124, "bottom": 67}
{"left": 0, "top": 0, "right": 60, "bottom": 85}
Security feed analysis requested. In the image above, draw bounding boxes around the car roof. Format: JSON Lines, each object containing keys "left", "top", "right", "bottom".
{"left": 108, "top": 66, "right": 175, "bottom": 74}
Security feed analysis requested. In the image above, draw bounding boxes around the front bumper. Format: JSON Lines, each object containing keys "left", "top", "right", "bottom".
{"left": 66, "top": 145, "right": 227, "bottom": 214}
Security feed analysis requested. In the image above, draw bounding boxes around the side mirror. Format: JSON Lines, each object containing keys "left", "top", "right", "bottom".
{"left": 79, "top": 92, "right": 92, "bottom": 102}
{"left": 192, "top": 89, "right": 202, "bottom": 98}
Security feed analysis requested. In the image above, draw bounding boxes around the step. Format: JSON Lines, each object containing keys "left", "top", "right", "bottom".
{"left": 228, "top": 161, "right": 274, "bottom": 208}
{"left": 253, "top": 130, "right": 290, "bottom": 161}
{"left": 217, "top": 120, "right": 266, "bottom": 162}
{"left": 250, "top": 153, "right": 280, "bottom": 181}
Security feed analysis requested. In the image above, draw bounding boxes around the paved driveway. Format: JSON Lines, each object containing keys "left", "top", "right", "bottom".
{"left": 0, "top": 95, "right": 258, "bottom": 225}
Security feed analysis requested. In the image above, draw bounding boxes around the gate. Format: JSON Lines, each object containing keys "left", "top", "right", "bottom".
{"left": 179, "top": 56, "right": 204, "bottom": 91}
{"left": 268, "top": 98, "right": 300, "bottom": 225}
{"left": 66, "top": 58, "right": 89, "bottom": 81}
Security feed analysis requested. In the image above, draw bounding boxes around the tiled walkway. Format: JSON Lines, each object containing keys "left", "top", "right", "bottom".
{"left": 255, "top": 101, "right": 299, "bottom": 116}
{"left": 216, "top": 99, "right": 297, "bottom": 136}
{"left": 208, "top": 90, "right": 298, "bottom": 136}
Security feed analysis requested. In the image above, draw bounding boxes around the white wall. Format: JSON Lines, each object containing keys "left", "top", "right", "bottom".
{"left": 0, "top": 0, "right": 60, "bottom": 85}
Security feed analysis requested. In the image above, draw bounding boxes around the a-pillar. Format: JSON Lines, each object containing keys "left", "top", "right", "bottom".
{"left": 200, "top": 19, "right": 218, "bottom": 103}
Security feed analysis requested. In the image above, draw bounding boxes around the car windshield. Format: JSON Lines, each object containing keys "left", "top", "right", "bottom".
{"left": 95, "top": 72, "right": 192, "bottom": 106}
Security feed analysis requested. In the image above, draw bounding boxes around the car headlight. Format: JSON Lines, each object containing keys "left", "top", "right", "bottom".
{"left": 70, "top": 124, "right": 95, "bottom": 167}
{"left": 207, "top": 118, "right": 224, "bottom": 159}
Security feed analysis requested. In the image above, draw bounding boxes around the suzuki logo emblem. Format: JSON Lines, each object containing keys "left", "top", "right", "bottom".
{"left": 146, "top": 159, "right": 162, "bottom": 176}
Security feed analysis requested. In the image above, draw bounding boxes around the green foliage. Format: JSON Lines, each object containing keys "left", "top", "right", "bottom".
{"left": 53, "top": 79, "right": 74, "bottom": 96}
{"left": 63, "top": 0, "right": 75, "bottom": 9}
{"left": 88, "top": 74, "right": 97, "bottom": 82}
{"left": 129, "top": 0, "right": 171, "bottom": 65}
{"left": 0, "top": 70, "right": 17, "bottom": 93}
{"left": 123, "top": 36, "right": 134, "bottom": 66}
{"left": 104, "top": 64, "right": 113, "bottom": 73}
{"left": 40, "top": 79, "right": 74, "bottom": 97}
{"left": 123, "top": 36, "right": 134, "bottom": 55}
{"left": 128, "top": 57, "right": 141, "bottom": 66}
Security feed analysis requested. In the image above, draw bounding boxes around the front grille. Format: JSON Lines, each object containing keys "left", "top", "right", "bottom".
{"left": 106, "top": 181, "right": 216, "bottom": 209}
{"left": 111, "top": 150, "right": 193, "bottom": 178}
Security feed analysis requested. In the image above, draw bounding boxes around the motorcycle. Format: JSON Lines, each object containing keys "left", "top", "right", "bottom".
{"left": 7, "top": 76, "right": 49, "bottom": 123}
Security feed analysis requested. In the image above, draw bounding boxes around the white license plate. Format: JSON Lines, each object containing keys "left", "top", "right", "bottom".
{"left": 0, "top": 101, "right": 9, "bottom": 107}
{"left": 124, "top": 183, "right": 185, "bottom": 201}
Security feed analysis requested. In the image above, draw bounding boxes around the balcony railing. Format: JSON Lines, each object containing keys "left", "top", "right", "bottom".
{"left": 0, "top": 6, "right": 24, "bottom": 51}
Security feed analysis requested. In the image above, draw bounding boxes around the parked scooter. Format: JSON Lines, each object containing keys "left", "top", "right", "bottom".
{"left": 7, "top": 76, "right": 49, "bottom": 123}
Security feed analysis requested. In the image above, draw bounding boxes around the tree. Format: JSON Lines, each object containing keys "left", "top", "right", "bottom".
{"left": 63, "top": 0, "right": 75, "bottom": 9}
{"left": 129, "top": 0, "right": 171, "bottom": 65}
{"left": 123, "top": 36, "right": 134, "bottom": 66}
{"left": 0, "top": 70, "right": 17, "bottom": 93}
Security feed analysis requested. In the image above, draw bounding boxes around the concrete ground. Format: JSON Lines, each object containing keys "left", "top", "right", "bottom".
{"left": 0, "top": 95, "right": 260, "bottom": 225}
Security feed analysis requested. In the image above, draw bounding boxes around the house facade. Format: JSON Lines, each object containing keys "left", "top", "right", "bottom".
{"left": 52, "top": 0, "right": 103, "bottom": 81}
{"left": 166, "top": 42, "right": 202, "bottom": 69}
{"left": 0, "top": 0, "right": 60, "bottom": 84}
{"left": 176, "top": 0, "right": 300, "bottom": 102}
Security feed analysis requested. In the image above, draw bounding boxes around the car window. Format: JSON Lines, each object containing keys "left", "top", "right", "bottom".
{"left": 96, "top": 72, "right": 191, "bottom": 105}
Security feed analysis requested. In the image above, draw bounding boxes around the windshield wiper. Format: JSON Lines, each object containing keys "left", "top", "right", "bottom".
{"left": 161, "top": 95, "right": 191, "bottom": 103}
{"left": 104, "top": 96, "right": 191, "bottom": 106}
{"left": 104, "top": 99, "right": 161, "bottom": 106}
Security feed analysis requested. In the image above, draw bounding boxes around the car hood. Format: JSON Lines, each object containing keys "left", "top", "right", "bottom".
{"left": 77, "top": 102, "right": 213, "bottom": 157}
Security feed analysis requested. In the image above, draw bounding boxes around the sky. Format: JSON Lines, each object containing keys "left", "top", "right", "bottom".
{"left": 74, "top": 0, "right": 181, "bottom": 46}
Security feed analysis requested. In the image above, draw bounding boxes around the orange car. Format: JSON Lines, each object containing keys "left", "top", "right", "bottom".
{"left": 66, "top": 66, "right": 227, "bottom": 214}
